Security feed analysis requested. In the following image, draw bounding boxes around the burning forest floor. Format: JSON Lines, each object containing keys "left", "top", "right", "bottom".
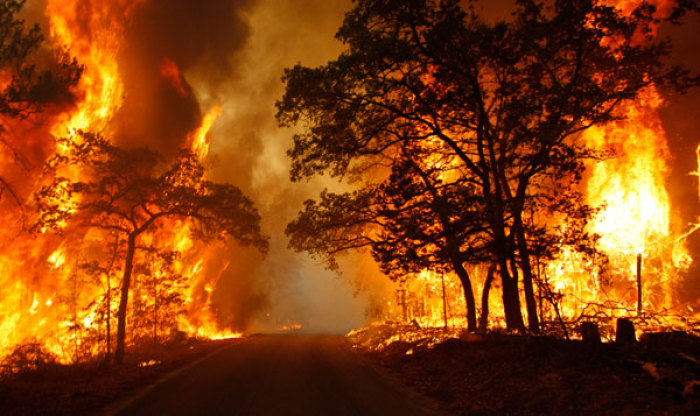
{"left": 0, "top": 338, "right": 239, "bottom": 415}
{"left": 350, "top": 324, "right": 700, "bottom": 415}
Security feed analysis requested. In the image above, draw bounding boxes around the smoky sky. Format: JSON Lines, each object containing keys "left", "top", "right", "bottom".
{"left": 113, "top": 0, "right": 255, "bottom": 157}
{"left": 107, "top": 0, "right": 373, "bottom": 333}
{"left": 22, "top": 0, "right": 699, "bottom": 332}
{"left": 116, "top": 0, "right": 698, "bottom": 327}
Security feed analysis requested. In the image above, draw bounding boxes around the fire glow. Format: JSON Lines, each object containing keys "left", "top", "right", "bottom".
{"left": 0, "top": 0, "right": 242, "bottom": 365}
{"left": 0, "top": 0, "right": 697, "bottom": 368}
{"left": 379, "top": 0, "right": 699, "bottom": 338}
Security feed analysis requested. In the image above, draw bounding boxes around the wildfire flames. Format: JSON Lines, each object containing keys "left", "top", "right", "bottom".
{"left": 381, "top": 0, "right": 699, "bottom": 338}
{"left": 0, "top": 0, "right": 242, "bottom": 365}
{"left": 0, "top": 0, "right": 697, "bottom": 368}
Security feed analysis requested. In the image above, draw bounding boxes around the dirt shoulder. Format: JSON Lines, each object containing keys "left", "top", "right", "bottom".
{"left": 0, "top": 338, "right": 239, "bottom": 415}
{"left": 354, "top": 328, "right": 700, "bottom": 415}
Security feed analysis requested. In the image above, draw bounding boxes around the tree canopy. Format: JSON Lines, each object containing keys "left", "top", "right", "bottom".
{"left": 0, "top": 0, "right": 82, "bottom": 206}
{"left": 36, "top": 132, "right": 268, "bottom": 363}
{"left": 279, "top": 0, "right": 698, "bottom": 332}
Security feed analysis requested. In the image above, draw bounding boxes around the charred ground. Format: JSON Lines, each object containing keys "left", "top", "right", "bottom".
{"left": 353, "top": 327, "right": 700, "bottom": 415}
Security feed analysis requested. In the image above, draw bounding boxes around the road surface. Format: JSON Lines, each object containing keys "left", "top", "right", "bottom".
{"left": 112, "top": 335, "right": 439, "bottom": 416}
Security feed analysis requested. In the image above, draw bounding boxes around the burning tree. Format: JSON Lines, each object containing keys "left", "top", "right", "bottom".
{"left": 278, "top": 0, "right": 697, "bottom": 332}
{"left": 0, "top": 0, "right": 82, "bottom": 207}
{"left": 131, "top": 249, "right": 188, "bottom": 346}
{"left": 35, "top": 132, "right": 268, "bottom": 363}
{"left": 286, "top": 148, "right": 490, "bottom": 331}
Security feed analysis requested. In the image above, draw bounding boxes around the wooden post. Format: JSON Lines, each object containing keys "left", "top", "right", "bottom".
{"left": 398, "top": 284, "right": 407, "bottom": 324}
{"left": 581, "top": 322, "right": 601, "bottom": 344}
{"left": 441, "top": 273, "right": 448, "bottom": 330}
{"left": 636, "top": 253, "right": 643, "bottom": 315}
{"left": 616, "top": 318, "right": 637, "bottom": 344}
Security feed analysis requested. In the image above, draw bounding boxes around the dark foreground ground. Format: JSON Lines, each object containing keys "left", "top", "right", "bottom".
{"left": 4, "top": 331, "right": 700, "bottom": 415}
{"left": 1, "top": 335, "right": 437, "bottom": 415}
{"left": 110, "top": 334, "right": 437, "bottom": 416}
{"left": 0, "top": 338, "right": 231, "bottom": 415}
{"left": 357, "top": 329, "right": 700, "bottom": 415}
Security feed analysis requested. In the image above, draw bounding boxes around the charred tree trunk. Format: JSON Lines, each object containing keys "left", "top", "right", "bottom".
{"left": 581, "top": 322, "right": 601, "bottom": 344}
{"left": 105, "top": 237, "right": 118, "bottom": 363}
{"left": 106, "top": 276, "right": 111, "bottom": 360}
{"left": 499, "top": 258, "right": 525, "bottom": 332}
{"left": 480, "top": 263, "right": 496, "bottom": 331}
{"left": 115, "top": 233, "right": 137, "bottom": 365}
{"left": 452, "top": 260, "right": 477, "bottom": 332}
{"left": 616, "top": 318, "right": 636, "bottom": 344}
{"left": 493, "top": 229, "right": 525, "bottom": 332}
{"left": 489, "top": 206, "right": 525, "bottom": 332}
{"left": 513, "top": 214, "right": 540, "bottom": 333}
{"left": 636, "top": 253, "right": 643, "bottom": 316}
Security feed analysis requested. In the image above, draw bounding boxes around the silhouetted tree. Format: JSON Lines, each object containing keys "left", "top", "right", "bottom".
{"left": 278, "top": 0, "right": 697, "bottom": 332}
{"left": 36, "top": 132, "right": 267, "bottom": 364}
{"left": 0, "top": 0, "right": 81, "bottom": 206}
{"left": 132, "top": 249, "right": 188, "bottom": 345}
{"left": 287, "top": 145, "right": 491, "bottom": 331}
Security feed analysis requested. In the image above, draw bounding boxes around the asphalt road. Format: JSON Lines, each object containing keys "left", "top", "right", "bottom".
{"left": 112, "top": 335, "right": 439, "bottom": 416}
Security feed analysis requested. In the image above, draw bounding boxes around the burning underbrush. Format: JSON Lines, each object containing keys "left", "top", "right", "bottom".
{"left": 352, "top": 325, "right": 700, "bottom": 415}
{"left": 0, "top": 0, "right": 265, "bottom": 368}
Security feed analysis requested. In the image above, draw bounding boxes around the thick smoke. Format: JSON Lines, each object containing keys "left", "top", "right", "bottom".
{"left": 112, "top": 0, "right": 698, "bottom": 330}
{"left": 113, "top": 0, "right": 256, "bottom": 157}
{"left": 104, "top": 0, "right": 379, "bottom": 333}
{"left": 201, "top": 0, "right": 384, "bottom": 333}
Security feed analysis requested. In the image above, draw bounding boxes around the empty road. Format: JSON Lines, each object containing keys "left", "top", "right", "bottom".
{"left": 112, "top": 335, "right": 438, "bottom": 416}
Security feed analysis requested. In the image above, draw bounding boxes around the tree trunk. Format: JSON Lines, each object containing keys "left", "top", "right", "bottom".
{"left": 480, "top": 263, "right": 496, "bottom": 331}
{"left": 492, "top": 223, "right": 525, "bottom": 332}
{"left": 452, "top": 260, "right": 477, "bottom": 332}
{"left": 513, "top": 214, "right": 540, "bottom": 333}
{"left": 105, "top": 236, "right": 119, "bottom": 363}
{"left": 499, "top": 256, "right": 525, "bottom": 332}
{"left": 106, "top": 278, "right": 111, "bottom": 360}
{"left": 636, "top": 253, "right": 643, "bottom": 316}
{"left": 501, "top": 274, "right": 524, "bottom": 331}
{"left": 115, "top": 233, "right": 137, "bottom": 364}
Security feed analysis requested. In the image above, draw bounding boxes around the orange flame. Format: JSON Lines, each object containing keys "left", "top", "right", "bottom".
{"left": 0, "top": 0, "right": 240, "bottom": 365}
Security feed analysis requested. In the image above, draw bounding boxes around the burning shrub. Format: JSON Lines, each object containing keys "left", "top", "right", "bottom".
{"left": 1, "top": 340, "right": 57, "bottom": 377}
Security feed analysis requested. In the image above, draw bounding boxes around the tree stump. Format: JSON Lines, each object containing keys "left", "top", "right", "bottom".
{"left": 616, "top": 318, "right": 636, "bottom": 344}
{"left": 580, "top": 322, "right": 601, "bottom": 344}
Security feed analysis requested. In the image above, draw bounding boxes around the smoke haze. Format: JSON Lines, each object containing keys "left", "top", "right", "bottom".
{"left": 109, "top": 0, "right": 379, "bottom": 333}
{"left": 17, "top": 0, "right": 700, "bottom": 335}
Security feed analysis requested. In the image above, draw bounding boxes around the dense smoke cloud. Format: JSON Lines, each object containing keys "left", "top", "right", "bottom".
{"left": 105, "top": 0, "right": 377, "bottom": 333}
{"left": 113, "top": 0, "right": 699, "bottom": 328}
{"left": 114, "top": 0, "right": 256, "bottom": 157}
{"left": 201, "top": 0, "right": 384, "bottom": 333}
{"left": 17, "top": 0, "right": 698, "bottom": 335}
